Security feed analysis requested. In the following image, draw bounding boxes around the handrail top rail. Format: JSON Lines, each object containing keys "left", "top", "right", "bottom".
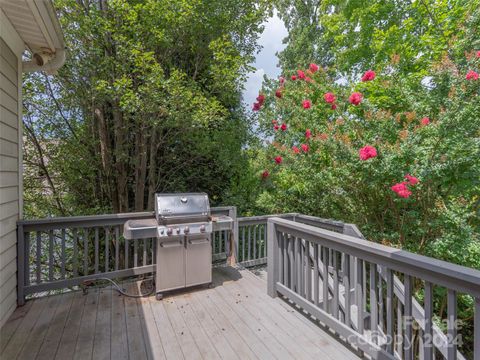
{"left": 17, "top": 206, "right": 236, "bottom": 228}
{"left": 269, "top": 216, "right": 480, "bottom": 297}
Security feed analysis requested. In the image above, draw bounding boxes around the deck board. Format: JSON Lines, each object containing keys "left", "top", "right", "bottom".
{"left": 1, "top": 266, "right": 361, "bottom": 360}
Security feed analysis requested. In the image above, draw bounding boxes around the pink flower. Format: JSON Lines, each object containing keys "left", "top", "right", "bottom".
{"left": 274, "top": 156, "right": 283, "bottom": 164}
{"left": 359, "top": 145, "right": 377, "bottom": 160}
{"left": 273, "top": 125, "right": 280, "bottom": 131}
{"left": 279, "top": 76, "right": 285, "bottom": 84}
{"left": 281, "top": 123, "right": 287, "bottom": 131}
{"left": 405, "top": 174, "right": 419, "bottom": 185}
{"left": 309, "top": 63, "right": 319, "bottom": 73}
{"left": 349, "top": 92, "right": 363, "bottom": 106}
{"left": 477, "top": 50, "right": 480, "bottom": 58}
{"left": 301, "top": 144, "right": 309, "bottom": 153}
{"left": 292, "top": 146, "right": 300, "bottom": 154}
{"left": 391, "top": 182, "right": 412, "bottom": 198}
{"left": 252, "top": 102, "right": 260, "bottom": 111}
{"left": 361, "top": 70, "right": 376, "bottom": 82}
{"left": 256, "top": 94, "right": 265, "bottom": 104}
{"left": 305, "top": 129, "right": 312, "bottom": 139}
{"left": 291, "top": 75, "right": 297, "bottom": 81}
{"left": 261, "top": 170, "right": 269, "bottom": 179}
{"left": 466, "top": 70, "right": 479, "bottom": 80}
{"left": 324, "top": 92, "right": 336, "bottom": 104}
{"left": 297, "top": 70, "right": 306, "bottom": 79}
{"left": 331, "top": 104, "right": 337, "bottom": 110}
{"left": 302, "top": 99, "right": 312, "bottom": 109}
{"left": 275, "top": 89, "right": 283, "bottom": 98}
{"left": 305, "top": 77, "right": 313, "bottom": 83}
{"left": 272, "top": 119, "right": 278, "bottom": 124}
{"left": 421, "top": 117, "right": 430, "bottom": 126}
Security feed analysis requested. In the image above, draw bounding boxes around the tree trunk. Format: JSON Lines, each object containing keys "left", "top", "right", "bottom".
{"left": 147, "top": 127, "right": 158, "bottom": 210}
{"left": 134, "top": 124, "right": 147, "bottom": 211}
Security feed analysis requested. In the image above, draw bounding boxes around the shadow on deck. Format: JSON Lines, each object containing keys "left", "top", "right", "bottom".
{"left": 1, "top": 266, "right": 360, "bottom": 360}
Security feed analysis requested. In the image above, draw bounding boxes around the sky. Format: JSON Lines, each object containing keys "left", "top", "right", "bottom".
{"left": 243, "top": 14, "right": 288, "bottom": 109}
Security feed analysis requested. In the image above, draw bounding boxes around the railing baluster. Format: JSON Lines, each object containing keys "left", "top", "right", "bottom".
{"left": 48, "top": 230, "right": 54, "bottom": 281}
{"left": 378, "top": 267, "right": 384, "bottom": 330}
{"left": 397, "top": 300, "right": 403, "bottom": 357}
{"left": 333, "top": 251, "right": 339, "bottom": 318}
{"left": 306, "top": 241, "right": 311, "bottom": 302}
{"left": 73, "top": 229, "right": 78, "bottom": 277}
{"left": 343, "top": 253, "right": 351, "bottom": 327}
{"left": 115, "top": 227, "right": 119, "bottom": 271}
{"left": 447, "top": 289, "right": 457, "bottom": 360}
{"left": 241, "top": 226, "right": 245, "bottom": 262}
{"left": 404, "top": 275, "right": 413, "bottom": 360}
{"left": 24, "top": 231, "right": 30, "bottom": 286}
{"left": 288, "top": 234, "right": 294, "bottom": 291}
{"left": 386, "top": 268, "right": 394, "bottom": 355}
{"left": 247, "top": 226, "right": 251, "bottom": 260}
{"left": 356, "top": 258, "right": 364, "bottom": 334}
{"left": 314, "top": 243, "right": 319, "bottom": 306}
{"left": 283, "top": 233, "right": 289, "bottom": 288}
{"left": 124, "top": 226, "right": 129, "bottom": 269}
{"left": 262, "top": 225, "right": 266, "bottom": 258}
{"left": 253, "top": 225, "right": 257, "bottom": 260}
{"left": 323, "top": 246, "right": 329, "bottom": 313}
{"left": 61, "top": 229, "right": 66, "bottom": 279}
{"left": 83, "top": 228, "right": 89, "bottom": 275}
{"left": 296, "top": 237, "right": 301, "bottom": 295}
{"left": 475, "top": 297, "right": 479, "bottom": 360}
{"left": 424, "top": 281, "right": 433, "bottom": 360}
{"left": 370, "top": 263, "right": 378, "bottom": 343}
{"left": 105, "top": 227, "right": 110, "bottom": 272}
{"left": 300, "top": 238, "right": 305, "bottom": 297}
{"left": 94, "top": 227, "right": 99, "bottom": 273}
{"left": 278, "top": 231, "right": 284, "bottom": 285}
{"left": 134, "top": 238, "right": 138, "bottom": 268}
{"left": 143, "top": 238, "right": 147, "bottom": 267}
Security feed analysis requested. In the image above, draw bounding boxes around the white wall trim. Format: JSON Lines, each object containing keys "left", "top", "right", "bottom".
{"left": 0, "top": 9, "right": 25, "bottom": 56}
{"left": 18, "top": 59, "right": 23, "bottom": 219}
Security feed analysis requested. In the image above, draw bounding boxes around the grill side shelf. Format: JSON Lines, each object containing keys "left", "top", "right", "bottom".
{"left": 124, "top": 218, "right": 158, "bottom": 239}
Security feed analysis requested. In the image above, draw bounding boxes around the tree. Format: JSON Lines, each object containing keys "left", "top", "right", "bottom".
{"left": 23, "top": 0, "right": 269, "bottom": 216}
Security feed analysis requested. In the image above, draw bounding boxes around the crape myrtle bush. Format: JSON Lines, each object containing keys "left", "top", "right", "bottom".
{"left": 253, "top": 54, "right": 480, "bottom": 354}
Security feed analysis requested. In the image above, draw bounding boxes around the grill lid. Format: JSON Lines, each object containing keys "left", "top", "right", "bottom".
{"left": 155, "top": 193, "right": 210, "bottom": 224}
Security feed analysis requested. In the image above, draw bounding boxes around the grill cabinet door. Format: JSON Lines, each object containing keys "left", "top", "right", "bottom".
{"left": 185, "top": 235, "right": 212, "bottom": 287}
{"left": 156, "top": 238, "right": 185, "bottom": 292}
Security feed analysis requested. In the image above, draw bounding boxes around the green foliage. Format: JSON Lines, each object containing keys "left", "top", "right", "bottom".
{"left": 253, "top": 4, "right": 480, "bottom": 354}
{"left": 23, "top": 0, "right": 269, "bottom": 216}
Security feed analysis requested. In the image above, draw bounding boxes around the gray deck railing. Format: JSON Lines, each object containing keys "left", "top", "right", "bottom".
{"left": 17, "top": 210, "right": 479, "bottom": 359}
{"left": 267, "top": 217, "right": 480, "bottom": 360}
{"left": 16, "top": 206, "right": 237, "bottom": 303}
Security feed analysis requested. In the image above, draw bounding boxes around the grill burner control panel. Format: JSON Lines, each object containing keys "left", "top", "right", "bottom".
{"left": 157, "top": 222, "right": 213, "bottom": 237}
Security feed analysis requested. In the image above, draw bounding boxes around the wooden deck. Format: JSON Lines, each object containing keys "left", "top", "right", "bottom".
{"left": 1, "top": 266, "right": 360, "bottom": 360}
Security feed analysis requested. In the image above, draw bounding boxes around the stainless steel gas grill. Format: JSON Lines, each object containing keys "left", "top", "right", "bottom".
{"left": 123, "top": 193, "right": 233, "bottom": 300}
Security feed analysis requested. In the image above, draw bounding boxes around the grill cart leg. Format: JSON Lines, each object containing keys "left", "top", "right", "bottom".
{"left": 156, "top": 292, "right": 163, "bottom": 301}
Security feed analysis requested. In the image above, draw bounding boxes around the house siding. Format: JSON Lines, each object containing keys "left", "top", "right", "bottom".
{"left": 0, "top": 35, "right": 20, "bottom": 328}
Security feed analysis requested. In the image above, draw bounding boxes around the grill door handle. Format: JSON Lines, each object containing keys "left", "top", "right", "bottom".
{"left": 188, "top": 239, "right": 209, "bottom": 245}
{"left": 160, "top": 240, "right": 183, "bottom": 248}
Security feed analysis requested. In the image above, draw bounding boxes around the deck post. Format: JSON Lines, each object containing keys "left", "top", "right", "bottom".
{"left": 267, "top": 219, "right": 278, "bottom": 298}
{"left": 16, "top": 223, "right": 25, "bottom": 306}
{"left": 227, "top": 207, "right": 238, "bottom": 266}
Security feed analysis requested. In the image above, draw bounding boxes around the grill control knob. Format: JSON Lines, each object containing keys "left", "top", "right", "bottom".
{"left": 176, "top": 228, "right": 180, "bottom": 234}
{"left": 166, "top": 227, "right": 173, "bottom": 236}
{"left": 200, "top": 225, "right": 205, "bottom": 233}
{"left": 184, "top": 226, "right": 190, "bottom": 234}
